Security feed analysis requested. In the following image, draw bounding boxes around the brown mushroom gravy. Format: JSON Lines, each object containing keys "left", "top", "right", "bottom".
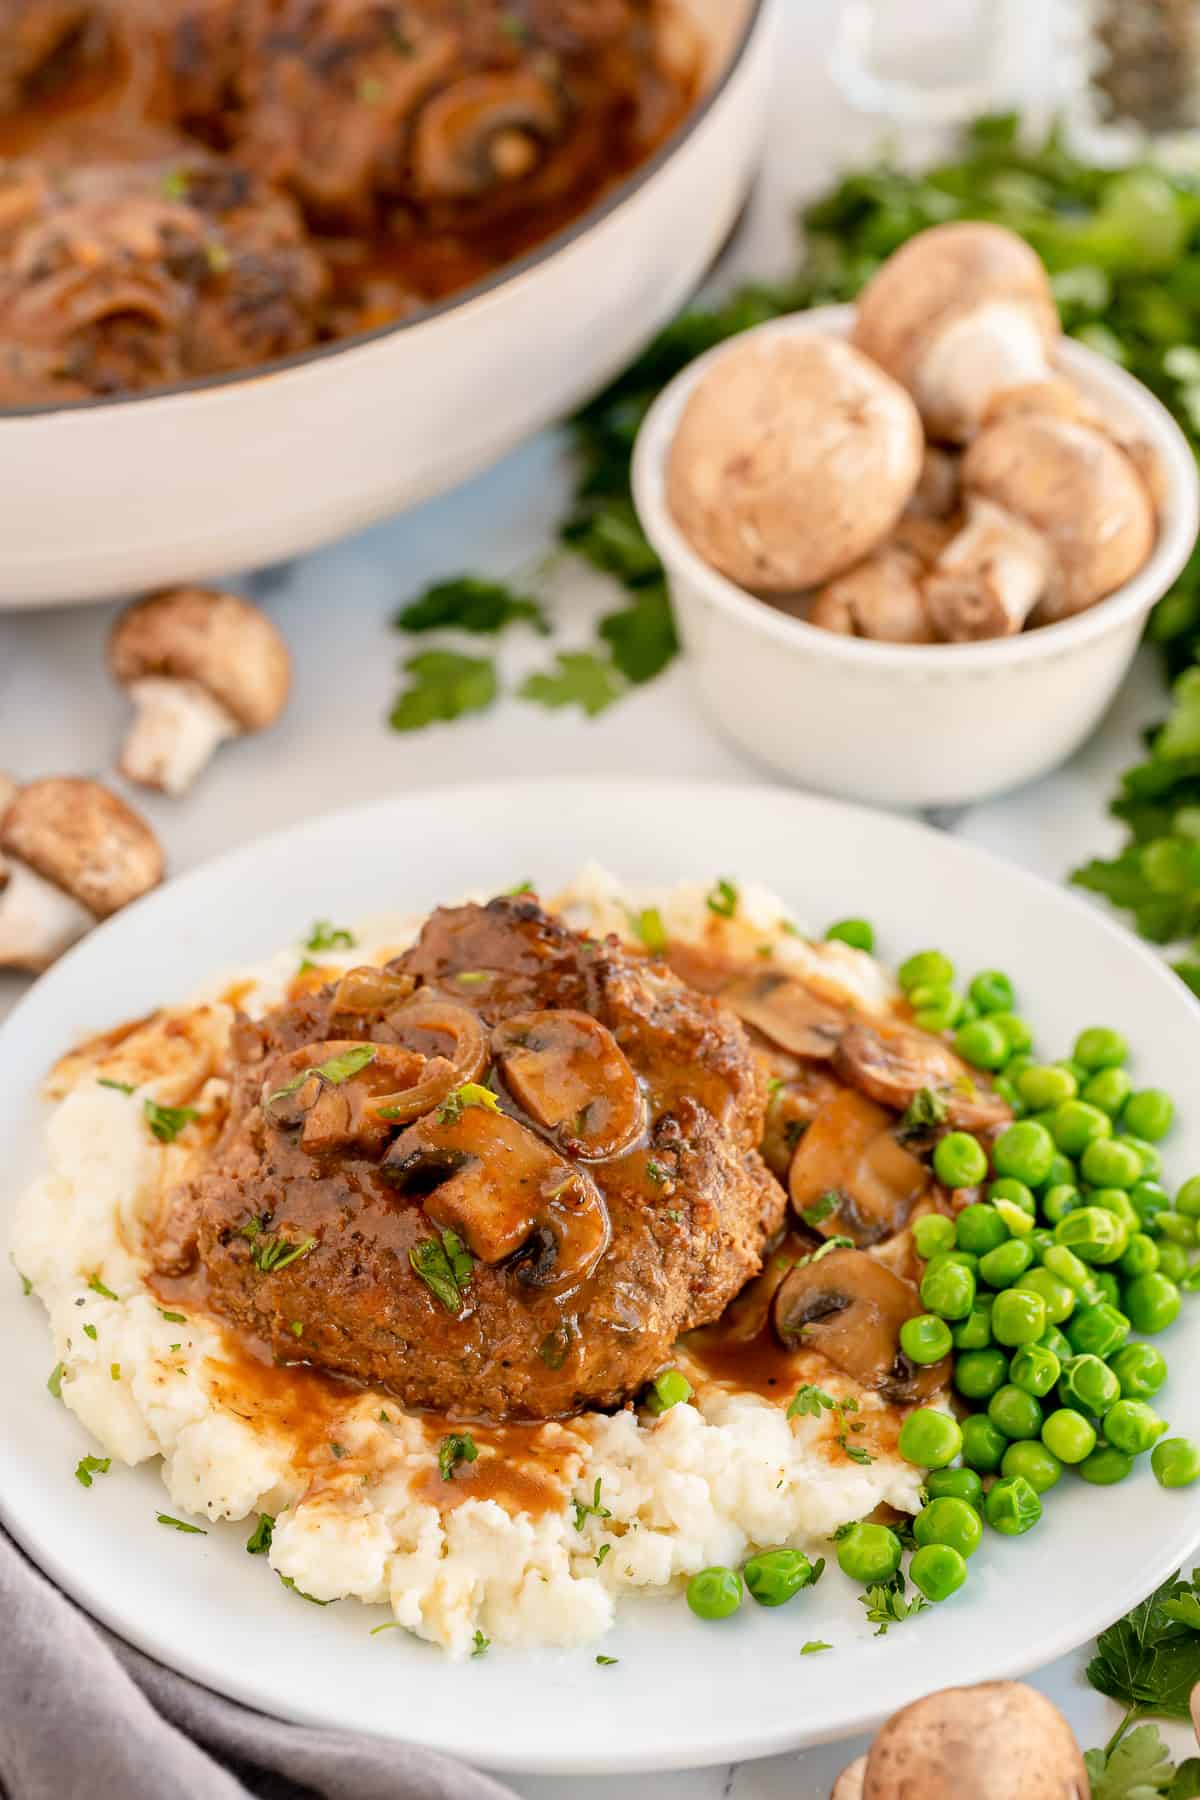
{"left": 0, "top": 1, "right": 699, "bottom": 405}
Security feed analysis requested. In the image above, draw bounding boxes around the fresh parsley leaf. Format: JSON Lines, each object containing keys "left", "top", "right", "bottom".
{"left": 237, "top": 1217, "right": 318, "bottom": 1275}
{"left": 800, "top": 1191, "right": 839, "bottom": 1228}
{"left": 705, "top": 878, "right": 738, "bottom": 919}
{"left": 839, "top": 1435, "right": 875, "bottom": 1467}
{"left": 1085, "top": 1722, "right": 1177, "bottom": 1800}
{"left": 245, "top": 1514, "right": 275, "bottom": 1555}
{"left": 159, "top": 1309, "right": 187, "bottom": 1324}
{"left": 595, "top": 1544, "right": 611, "bottom": 1567}
{"left": 410, "top": 1230, "right": 474, "bottom": 1314}
{"left": 1087, "top": 1566, "right": 1200, "bottom": 1726}
{"left": 801, "top": 1641, "right": 832, "bottom": 1654}
{"left": 390, "top": 650, "right": 497, "bottom": 732}
{"left": 628, "top": 906, "right": 667, "bottom": 952}
{"left": 562, "top": 497, "right": 661, "bottom": 587}
{"left": 1170, "top": 1759, "right": 1200, "bottom": 1798}
{"left": 278, "top": 1573, "right": 329, "bottom": 1604}
{"left": 157, "top": 1512, "right": 207, "bottom": 1534}
{"left": 597, "top": 580, "right": 678, "bottom": 684}
{"left": 1161, "top": 1594, "right": 1200, "bottom": 1630}
{"left": 88, "top": 1275, "right": 118, "bottom": 1301}
{"left": 571, "top": 1478, "right": 612, "bottom": 1532}
{"left": 268, "top": 1043, "right": 377, "bottom": 1105}
{"left": 47, "top": 1362, "right": 64, "bottom": 1399}
{"left": 472, "top": 1629, "right": 491, "bottom": 1657}
{"left": 305, "top": 920, "right": 356, "bottom": 952}
{"left": 538, "top": 1321, "right": 575, "bottom": 1369}
{"left": 97, "top": 1077, "right": 135, "bottom": 1094}
{"left": 82, "top": 1323, "right": 97, "bottom": 1340}
{"left": 787, "top": 1384, "right": 837, "bottom": 1420}
{"left": 394, "top": 576, "right": 548, "bottom": 637}
{"left": 595, "top": 1655, "right": 619, "bottom": 1666}
{"left": 75, "top": 1454, "right": 111, "bottom": 1488}
{"left": 519, "top": 651, "right": 623, "bottom": 719}
{"left": 859, "top": 1579, "right": 928, "bottom": 1636}
{"left": 438, "top": 1433, "right": 479, "bottom": 1482}
{"left": 437, "top": 1082, "right": 500, "bottom": 1125}
{"left": 645, "top": 1159, "right": 668, "bottom": 1186}
{"left": 896, "top": 1086, "right": 951, "bottom": 1143}
{"left": 143, "top": 1099, "right": 199, "bottom": 1144}
{"left": 16, "top": 1266, "right": 31, "bottom": 1296}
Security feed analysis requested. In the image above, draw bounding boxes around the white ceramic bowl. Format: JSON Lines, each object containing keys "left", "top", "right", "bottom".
{"left": 0, "top": 0, "right": 776, "bottom": 610}
{"left": 633, "top": 305, "right": 1200, "bottom": 809}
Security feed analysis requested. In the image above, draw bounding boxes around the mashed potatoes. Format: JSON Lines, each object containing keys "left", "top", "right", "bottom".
{"left": 11, "top": 872, "right": 925, "bottom": 1658}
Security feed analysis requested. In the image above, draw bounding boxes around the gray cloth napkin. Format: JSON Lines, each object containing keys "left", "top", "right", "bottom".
{"left": 0, "top": 1529, "right": 518, "bottom": 1800}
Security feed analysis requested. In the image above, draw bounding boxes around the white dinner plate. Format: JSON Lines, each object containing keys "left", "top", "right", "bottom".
{"left": 1, "top": 778, "right": 1198, "bottom": 1775}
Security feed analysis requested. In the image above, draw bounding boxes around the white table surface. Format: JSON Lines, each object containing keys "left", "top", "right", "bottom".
{"left": 1, "top": 2, "right": 1195, "bottom": 1791}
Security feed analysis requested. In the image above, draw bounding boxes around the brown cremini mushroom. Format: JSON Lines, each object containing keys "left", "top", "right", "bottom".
{"left": 833, "top": 1021, "right": 1010, "bottom": 1132}
{"left": 666, "top": 334, "right": 923, "bottom": 592}
{"left": 788, "top": 1089, "right": 927, "bottom": 1246}
{"left": 491, "top": 1010, "right": 644, "bottom": 1159}
{"left": 924, "top": 413, "right": 1157, "bottom": 639}
{"left": 772, "top": 1246, "right": 947, "bottom": 1402}
{"left": 720, "top": 970, "right": 848, "bottom": 1060}
{"left": 831, "top": 1680, "right": 1089, "bottom": 1798}
{"left": 109, "top": 587, "right": 291, "bottom": 795}
{"left": 808, "top": 545, "right": 936, "bottom": 644}
{"left": 0, "top": 777, "right": 163, "bottom": 971}
{"left": 411, "top": 71, "right": 564, "bottom": 200}
{"left": 0, "top": 772, "right": 17, "bottom": 892}
{"left": 853, "top": 221, "right": 1061, "bottom": 443}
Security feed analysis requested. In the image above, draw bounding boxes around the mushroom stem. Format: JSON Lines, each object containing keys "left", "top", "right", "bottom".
{"left": 119, "top": 676, "right": 240, "bottom": 795}
{"left": 0, "top": 857, "right": 93, "bottom": 971}
{"left": 914, "top": 300, "right": 1052, "bottom": 441}
{"left": 924, "top": 497, "right": 1051, "bottom": 642}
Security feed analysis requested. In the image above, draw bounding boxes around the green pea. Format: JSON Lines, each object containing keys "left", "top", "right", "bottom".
{"left": 954, "top": 1348, "right": 1009, "bottom": 1402}
{"left": 1089, "top": 1189, "right": 1140, "bottom": 1232}
{"left": 1040, "top": 1244, "right": 1101, "bottom": 1305}
{"left": 952, "top": 1297, "right": 994, "bottom": 1350}
{"left": 647, "top": 1368, "right": 694, "bottom": 1412}
{"left": 988, "top": 1384, "right": 1044, "bottom": 1441}
{"left": 1175, "top": 1175, "right": 1200, "bottom": 1218}
{"left": 991, "top": 1289, "right": 1047, "bottom": 1348}
{"left": 1044, "top": 1153, "right": 1076, "bottom": 1191}
{"left": 899, "top": 1314, "right": 954, "bottom": 1365}
{"left": 1001, "top": 1439, "right": 1063, "bottom": 1493}
{"left": 993, "top": 1075, "right": 1025, "bottom": 1116}
{"left": 955, "top": 1018, "right": 1010, "bottom": 1071}
{"left": 1064, "top": 1303, "right": 1131, "bottom": 1359}
{"left": 1078, "top": 1446, "right": 1134, "bottom": 1486}
{"left": 989, "top": 1178, "right": 1037, "bottom": 1217}
{"left": 899, "top": 950, "right": 954, "bottom": 993}
{"left": 1009, "top": 1343, "right": 1061, "bottom": 1398}
{"left": 686, "top": 1566, "right": 743, "bottom": 1620}
{"left": 1123, "top": 1273, "right": 1181, "bottom": 1335}
{"left": 1058, "top": 1353, "right": 1120, "bottom": 1414}
{"left": 1152, "top": 1437, "right": 1200, "bottom": 1488}
{"left": 1054, "top": 1207, "right": 1128, "bottom": 1265}
{"left": 1157, "top": 1212, "right": 1197, "bottom": 1245}
{"left": 1029, "top": 1227, "right": 1055, "bottom": 1260}
{"left": 969, "top": 971, "right": 1015, "bottom": 1014}
{"left": 1119, "top": 1233, "right": 1160, "bottom": 1279}
{"left": 1018, "top": 1064, "right": 1078, "bottom": 1110}
{"left": 993, "top": 1121, "right": 1055, "bottom": 1187}
{"left": 1122, "top": 1089, "right": 1174, "bottom": 1143}
{"left": 1092, "top": 1270, "right": 1121, "bottom": 1309}
{"left": 954, "top": 1204, "right": 1009, "bottom": 1256}
{"left": 985, "top": 1474, "right": 1043, "bottom": 1535}
{"left": 958, "top": 998, "right": 982, "bottom": 1026}
{"left": 743, "top": 1547, "right": 817, "bottom": 1607}
{"left": 979, "top": 1239, "right": 1034, "bottom": 1289}
{"left": 1042, "top": 1407, "right": 1097, "bottom": 1464}
{"left": 1052, "top": 1101, "right": 1113, "bottom": 1157}
{"left": 992, "top": 1013, "right": 1034, "bottom": 1055}
{"left": 1074, "top": 1027, "right": 1128, "bottom": 1072}
{"left": 1013, "top": 1268, "right": 1075, "bottom": 1325}
{"left": 898, "top": 1409, "right": 962, "bottom": 1470}
{"left": 835, "top": 1522, "right": 902, "bottom": 1584}
{"left": 920, "top": 1258, "right": 976, "bottom": 1321}
{"left": 824, "top": 919, "right": 875, "bottom": 953}
{"left": 1130, "top": 1180, "right": 1170, "bottom": 1230}
{"left": 909, "top": 1543, "right": 968, "bottom": 1603}
{"left": 914, "top": 999, "right": 962, "bottom": 1033}
{"left": 961, "top": 1414, "right": 1007, "bottom": 1471}
{"left": 1081, "top": 1138, "right": 1144, "bottom": 1190}
{"left": 1040, "top": 1325, "right": 1074, "bottom": 1362}
{"left": 1081, "top": 1067, "right": 1132, "bottom": 1117}
{"left": 914, "top": 1496, "right": 983, "bottom": 1559}
{"left": 1110, "top": 1343, "right": 1167, "bottom": 1400}
{"left": 912, "top": 1214, "right": 957, "bottom": 1260}
{"left": 1104, "top": 1399, "right": 1167, "bottom": 1456}
{"left": 925, "top": 1467, "right": 984, "bottom": 1506}
{"left": 1042, "top": 1184, "right": 1081, "bottom": 1227}
{"left": 1157, "top": 1241, "right": 1189, "bottom": 1282}
{"left": 933, "top": 1133, "right": 989, "bottom": 1191}
{"left": 1118, "top": 1135, "right": 1162, "bottom": 1181}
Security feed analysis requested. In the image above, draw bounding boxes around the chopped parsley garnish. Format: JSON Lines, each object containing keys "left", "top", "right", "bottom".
{"left": 390, "top": 649, "right": 497, "bottom": 732}
{"left": 664, "top": 1208, "right": 682, "bottom": 1224}
{"left": 290, "top": 1319, "right": 304, "bottom": 1338}
{"left": 800, "top": 1191, "right": 839, "bottom": 1228}
{"left": 838, "top": 1433, "right": 875, "bottom": 1467}
{"left": 787, "top": 1385, "right": 836, "bottom": 1420}
{"left": 159, "top": 1309, "right": 186, "bottom": 1324}
{"left": 82, "top": 1323, "right": 97, "bottom": 1341}
{"left": 705, "top": 878, "right": 739, "bottom": 919}
{"left": 646, "top": 1159, "right": 668, "bottom": 1186}
{"left": 143, "top": 1099, "right": 199, "bottom": 1144}
{"left": 538, "top": 1321, "right": 576, "bottom": 1369}
{"left": 97, "top": 1077, "right": 135, "bottom": 1094}
{"left": 379, "top": 1410, "right": 391, "bottom": 1424}
{"left": 454, "top": 969, "right": 491, "bottom": 986}
{"left": 305, "top": 919, "right": 356, "bottom": 952}
{"left": 47, "top": 1362, "right": 64, "bottom": 1399}
{"left": 571, "top": 1478, "right": 611, "bottom": 1532}
{"left": 75, "top": 1455, "right": 111, "bottom": 1489}
{"left": 88, "top": 1276, "right": 118, "bottom": 1301}
{"left": 371, "top": 1621, "right": 403, "bottom": 1636}
{"left": 810, "top": 1236, "right": 854, "bottom": 1264}
{"left": 268, "top": 1042, "right": 377, "bottom": 1106}
{"left": 519, "top": 651, "right": 623, "bottom": 719}
{"left": 471, "top": 1630, "right": 491, "bottom": 1658}
{"left": 157, "top": 1513, "right": 207, "bottom": 1535}
{"left": 500, "top": 10, "right": 529, "bottom": 41}
{"left": 237, "top": 1217, "right": 318, "bottom": 1274}
{"left": 16, "top": 1268, "right": 31, "bottom": 1296}
{"left": 801, "top": 1641, "right": 832, "bottom": 1654}
{"left": 357, "top": 75, "right": 384, "bottom": 103}
{"left": 504, "top": 880, "right": 535, "bottom": 895}
{"left": 595, "top": 1544, "right": 610, "bottom": 1567}
{"left": 410, "top": 1229, "right": 474, "bottom": 1314}
{"left": 278, "top": 1573, "right": 329, "bottom": 1604}
{"left": 110, "top": 1363, "right": 121, "bottom": 1381}
{"left": 328, "top": 1442, "right": 346, "bottom": 1460}
{"left": 437, "top": 1082, "right": 500, "bottom": 1125}
{"left": 595, "top": 1655, "right": 619, "bottom": 1667}
{"left": 1087, "top": 1564, "right": 1200, "bottom": 1738}
{"left": 859, "top": 1579, "right": 927, "bottom": 1636}
{"left": 394, "top": 575, "right": 548, "bottom": 638}
{"left": 896, "top": 1086, "right": 951, "bottom": 1143}
{"left": 160, "top": 167, "right": 189, "bottom": 201}
{"left": 628, "top": 907, "right": 667, "bottom": 953}
{"left": 438, "top": 1433, "right": 479, "bottom": 1482}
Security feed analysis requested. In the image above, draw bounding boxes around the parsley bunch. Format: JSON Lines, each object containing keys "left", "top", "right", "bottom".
{"left": 1083, "top": 1566, "right": 1200, "bottom": 1797}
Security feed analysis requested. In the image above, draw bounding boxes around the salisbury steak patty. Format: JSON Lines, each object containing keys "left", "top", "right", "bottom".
{"left": 161, "top": 897, "right": 783, "bottom": 1419}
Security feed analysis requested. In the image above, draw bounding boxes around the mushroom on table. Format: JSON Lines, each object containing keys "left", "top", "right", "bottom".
{"left": 0, "top": 777, "right": 163, "bottom": 970}
{"left": 109, "top": 588, "right": 292, "bottom": 795}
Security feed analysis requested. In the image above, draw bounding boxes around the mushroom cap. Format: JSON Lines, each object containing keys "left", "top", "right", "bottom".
{"left": 108, "top": 587, "right": 291, "bottom": 731}
{"left": 862, "top": 1681, "right": 1089, "bottom": 1798}
{"left": 666, "top": 334, "right": 924, "bottom": 592}
{"left": 809, "top": 546, "right": 935, "bottom": 644}
{"left": 853, "top": 221, "right": 1060, "bottom": 396}
{"left": 962, "top": 413, "right": 1156, "bottom": 619}
{"left": 0, "top": 777, "right": 163, "bottom": 918}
